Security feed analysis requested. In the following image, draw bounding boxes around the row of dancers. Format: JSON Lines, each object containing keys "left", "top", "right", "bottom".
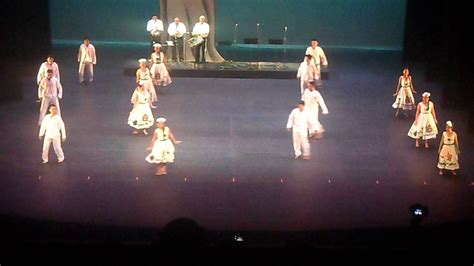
{"left": 392, "top": 68, "right": 460, "bottom": 175}
{"left": 126, "top": 44, "right": 179, "bottom": 176}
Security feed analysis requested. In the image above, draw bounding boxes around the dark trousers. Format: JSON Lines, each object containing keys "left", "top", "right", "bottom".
{"left": 150, "top": 34, "right": 161, "bottom": 48}
{"left": 171, "top": 37, "right": 184, "bottom": 61}
{"left": 194, "top": 38, "right": 207, "bottom": 63}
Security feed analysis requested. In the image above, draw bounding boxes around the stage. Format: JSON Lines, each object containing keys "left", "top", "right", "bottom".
{"left": 0, "top": 45, "right": 473, "bottom": 235}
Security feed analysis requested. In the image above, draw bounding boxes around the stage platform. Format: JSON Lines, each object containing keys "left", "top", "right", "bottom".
{"left": 1, "top": 45, "right": 473, "bottom": 235}
{"left": 125, "top": 61, "right": 329, "bottom": 79}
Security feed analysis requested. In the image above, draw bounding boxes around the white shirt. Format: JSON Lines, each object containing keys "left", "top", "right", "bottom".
{"left": 302, "top": 89, "right": 329, "bottom": 114}
{"left": 192, "top": 22, "right": 210, "bottom": 37}
{"left": 167, "top": 22, "right": 187, "bottom": 38}
{"left": 286, "top": 108, "right": 311, "bottom": 133}
{"left": 39, "top": 76, "right": 63, "bottom": 99}
{"left": 305, "top": 46, "right": 328, "bottom": 65}
{"left": 297, "top": 61, "right": 317, "bottom": 81}
{"left": 37, "top": 62, "right": 60, "bottom": 84}
{"left": 147, "top": 19, "right": 164, "bottom": 34}
{"left": 78, "top": 44, "right": 97, "bottom": 64}
{"left": 39, "top": 114, "right": 66, "bottom": 139}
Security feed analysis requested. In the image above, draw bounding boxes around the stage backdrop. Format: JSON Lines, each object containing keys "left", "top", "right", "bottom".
{"left": 50, "top": 0, "right": 406, "bottom": 50}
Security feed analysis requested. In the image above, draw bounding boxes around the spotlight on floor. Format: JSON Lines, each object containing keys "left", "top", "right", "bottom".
{"left": 409, "top": 203, "right": 428, "bottom": 226}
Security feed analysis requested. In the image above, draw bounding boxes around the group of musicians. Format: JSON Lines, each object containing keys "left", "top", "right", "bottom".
{"left": 147, "top": 15, "right": 209, "bottom": 63}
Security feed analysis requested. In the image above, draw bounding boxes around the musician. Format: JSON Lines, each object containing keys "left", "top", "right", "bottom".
{"left": 167, "top": 17, "right": 186, "bottom": 62}
{"left": 147, "top": 15, "right": 164, "bottom": 46}
{"left": 191, "top": 15, "right": 210, "bottom": 63}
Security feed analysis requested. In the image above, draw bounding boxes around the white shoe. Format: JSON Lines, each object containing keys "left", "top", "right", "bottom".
{"left": 42, "top": 160, "right": 48, "bottom": 164}
{"left": 58, "top": 158, "right": 64, "bottom": 163}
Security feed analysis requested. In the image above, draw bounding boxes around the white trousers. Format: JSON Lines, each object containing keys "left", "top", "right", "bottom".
{"left": 42, "top": 136, "right": 64, "bottom": 162}
{"left": 293, "top": 129, "right": 310, "bottom": 157}
{"left": 39, "top": 97, "right": 60, "bottom": 124}
{"left": 78, "top": 62, "right": 94, "bottom": 82}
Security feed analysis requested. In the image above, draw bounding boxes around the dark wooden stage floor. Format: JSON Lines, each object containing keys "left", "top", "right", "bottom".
{"left": 0, "top": 46, "right": 472, "bottom": 232}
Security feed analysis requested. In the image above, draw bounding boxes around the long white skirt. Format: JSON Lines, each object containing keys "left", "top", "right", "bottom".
{"left": 151, "top": 63, "right": 172, "bottom": 87}
{"left": 127, "top": 103, "right": 154, "bottom": 129}
{"left": 141, "top": 78, "right": 157, "bottom": 103}
{"left": 437, "top": 145, "right": 459, "bottom": 170}
{"left": 392, "top": 87, "right": 415, "bottom": 110}
{"left": 407, "top": 113, "right": 438, "bottom": 140}
{"left": 145, "top": 139, "right": 175, "bottom": 163}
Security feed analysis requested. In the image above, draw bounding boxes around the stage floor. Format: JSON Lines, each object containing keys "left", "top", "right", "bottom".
{"left": 0, "top": 46, "right": 472, "bottom": 232}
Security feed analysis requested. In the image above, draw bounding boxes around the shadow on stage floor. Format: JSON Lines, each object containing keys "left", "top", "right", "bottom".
{"left": 0, "top": 46, "right": 472, "bottom": 239}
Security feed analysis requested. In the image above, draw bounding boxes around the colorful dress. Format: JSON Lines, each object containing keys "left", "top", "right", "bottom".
{"left": 437, "top": 132, "right": 460, "bottom": 170}
{"left": 408, "top": 101, "right": 438, "bottom": 140}
{"left": 392, "top": 76, "right": 415, "bottom": 110}
{"left": 127, "top": 89, "right": 154, "bottom": 129}
{"left": 145, "top": 126, "right": 175, "bottom": 163}
{"left": 137, "top": 67, "right": 157, "bottom": 102}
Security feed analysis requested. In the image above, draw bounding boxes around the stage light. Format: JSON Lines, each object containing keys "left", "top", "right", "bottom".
{"left": 409, "top": 203, "right": 428, "bottom": 226}
{"left": 234, "top": 235, "right": 244, "bottom": 242}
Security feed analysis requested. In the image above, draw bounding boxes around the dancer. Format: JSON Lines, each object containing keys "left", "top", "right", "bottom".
{"left": 136, "top": 58, "right": 157, "bottom": 107}
{"left": 408, "top": 92, "right": 438, "bottom": 148}
{"left": 150, "top": 43, "right": 172, "bottom": 87}
{"left": 38, "top": 69, "right": 62, "bottom": 125}
{"left": 77, "top": 37, "right": 97, "bottom": 83}
{"left": 127, "top": 81, "right": 154, "bottom": 135}
{"left": 302, "top": 81, "right": 329, "bottom": 139}
{"left": 37, "top": 55, "right": 60, "bottom": 85}
{"left": 437, "top": 121, "right": 460, "bottom": 175}
{"left": 392, "top": 68, "right": 416, "bottom": 117}
{"left": 286, "top": 100, "right": 312, "bottom": 160}
{"left": 39, "top": 104, "right": 66, "bottom": 164}
{"left": 296, "top": 54, "right": 317, "bottom": 96}
{"left": 146, "top": 117, "right": 181, "bottom": 176}
{"left": 304, "top": 39, "right": 328, "bottom": 80}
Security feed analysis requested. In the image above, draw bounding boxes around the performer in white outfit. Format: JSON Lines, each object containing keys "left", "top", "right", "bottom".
{"left": 147, "top": 15, "right": 164, "bottom": 46}
{"left": 408, "top": 92, "right": 438, "bottom": 148}
{"left": 302, "top": 81, "right": 329, "bottom": 139}
{"left": 150, "top": 43, "right": 172, "bottom": 87}
{"left": 136, "top": 58, "right": 157, "bottom": 107}
{"left": 39, "top": 104, "right": 66, "bottom": 164}
{"left": 437, "top": 121, "right": 460, "bottom": 176}
{"left": 37, "top": 56, "right": 60, "bottom": 85}
{"left": 286, "top": 100, "right": 312, "bottom": 160}
{"left": 146, "top": 117, "right": 181, "bottom": 176}
{"left": 305, "top": 39, "right": 328, "bottom": 80}
{"left": 296, "top": 54, "right": 317, "bottom": 96}
{"left": 167, "top": 17, "right": 186, "bottom": 62}
{"left": 392, "top": 68, "right": 416, "bottom": 117}
{"left": 38, "top": 69, "right": 62, "bottom": 125}
{"left": 191, "top": 15, "right": 210, "bottom": 63}
{"left": 77, "top": 37, "right": 97, "bottom": 83}
{"left": 127, "top": 81, "right": 154, "bottom": 135}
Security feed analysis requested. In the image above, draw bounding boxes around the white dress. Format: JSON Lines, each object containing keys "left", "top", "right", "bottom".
{"left": 137, "top": 68, "right": 157, "bottom": 102}
{"left": 437, "top": 132, "right": 459, "bottom": 170}
{"left": 408, "top": 101, "right": 438, "bottom": 140}
{"left": 392, "top": 76, "right": 415, "bottom": 110}
{"left": 145, "top": 127, "right": 175, "bottom": 163}
{"left": 150, "top": 52, "right": 172, "bottom": 87}
{"left": 127, "top": 89, "right": 154, "bottom": 129}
